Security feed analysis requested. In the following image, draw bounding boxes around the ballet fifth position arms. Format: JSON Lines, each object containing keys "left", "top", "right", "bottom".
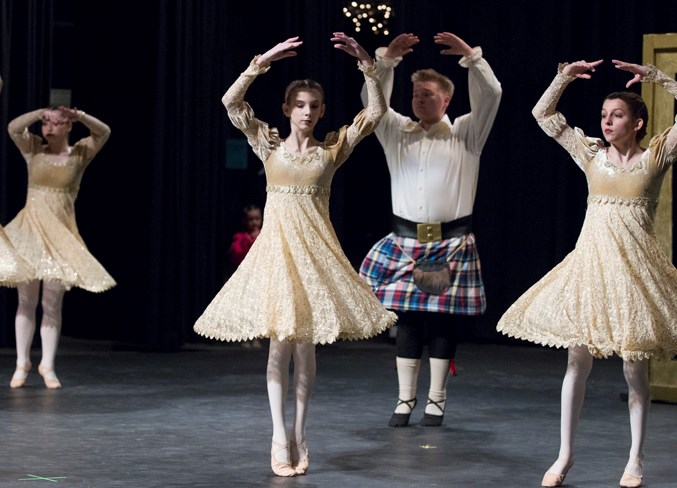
{"left": 193, "top": 33, "right": 397, "bottom": 477}
{"left": 497, "top": 59, "right": 677, "bottom": 488}
{"left": 358, "top": 32, "right": 502, "bottom": 428}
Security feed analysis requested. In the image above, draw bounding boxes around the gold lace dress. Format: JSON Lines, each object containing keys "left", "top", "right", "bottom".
{"left": 194, "top": 60, "right": 397, "bottom": 344}
{"left": 0, "top": 227, "right": 33, "bottom": 286}
{"left": 497, "top": 66, "right": 677, "bottom": 361}
{"left": 0, "top": 79, "right": 33, "bottom": 286}
{"left": 4, "top": 110, "right": 116, "bottom": 292}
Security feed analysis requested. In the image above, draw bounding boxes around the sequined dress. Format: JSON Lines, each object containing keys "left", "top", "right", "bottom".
{"left": 4, "top": 110, "right": 116, "bottom": 292}
{"left": 0, "top": 227, "right": 33, "bottom": 286}
{"left": 0, "top": 79, "right": 33, "bottom": 286}
{"left": 194, "top": 60, "right": 397, "bottom": 344}
{"left": 497, "top": 66, "right": 677, "bottom": 361}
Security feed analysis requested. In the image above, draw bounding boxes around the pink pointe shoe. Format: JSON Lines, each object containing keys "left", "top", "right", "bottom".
{"left": 38, "top": 365, "right": 62, "bottom": 389}
{"left": 619, "top": 472, "right": 642, "bottom": 488}
{"left": 541, "top": 461, "right": 573, "bottom": 487}
{"left": 292, "top": 439, "right": 309, "bottom": 475}
{"left": 9, "top": 362, "right": 32, "bottom": 388}
{"left": 270, "top": 441, "right": 296, "bottom": 477}
{"left": 620, "top": 459, "right": 643, "bottom": 488}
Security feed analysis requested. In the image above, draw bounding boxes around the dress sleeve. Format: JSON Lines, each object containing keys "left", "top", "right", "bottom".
{"left": 7, "top": 109, "right": 44, "bottom": 158}
{"left": 333, "top": 62, "right": 386, "bottom": 167}
{"left": 360, "top": 47, "right": 399, "bottom": 110}
{"left": 644, "top": 66, "right": 677, "bottom": 172}
{"left": 532, "top": 65, "right": 600, "bottom": 169}
{"left": 74, "top": 111, "right": 111, "bottom": 165}
{"left": 221, "top": 58, "right": 280, "bottom": 163}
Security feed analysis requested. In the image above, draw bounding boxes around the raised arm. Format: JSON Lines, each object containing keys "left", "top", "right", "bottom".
{"left": 613, "top": 60, "right": 677, "bottom": 162}
{"left": 532, "top": 60, "right": 603, "bottom": 158}
{"left": 330, "top": 34, "right": 386, "bottom": 165}
{"left": 67, "top": 108, "right": 111, "bottom": 161}
{"left": 331, "top": 32, "right": 386, "bottom": 151}
{"left": 221, "top": 37, "right": 302, "bottom": 162}
{"left": 7, "top": 109, "right": 44, "bottom": 156}
{"left": 435, "top": 32, "right": 502, "bottom": 154}
{"left": 359, "top": 33, "right": 419, "bottom": 109}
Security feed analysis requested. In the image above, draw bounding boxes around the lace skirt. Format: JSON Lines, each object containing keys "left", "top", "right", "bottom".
{"left": 497, "top": 196, "right": 677, "bottom": 361}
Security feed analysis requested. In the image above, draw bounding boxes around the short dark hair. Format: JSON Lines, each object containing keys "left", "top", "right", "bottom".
{"left": 242, "top": 204, "right": 261, "bottom": 215}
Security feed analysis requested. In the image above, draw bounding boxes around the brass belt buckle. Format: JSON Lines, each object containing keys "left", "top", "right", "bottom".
{"left": 417, "top": 222, "right": 442, "bottom": 243}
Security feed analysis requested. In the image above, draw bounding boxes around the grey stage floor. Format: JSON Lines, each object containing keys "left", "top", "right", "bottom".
{"left": 0, "top": 336, "right": 675, "bottom": 488}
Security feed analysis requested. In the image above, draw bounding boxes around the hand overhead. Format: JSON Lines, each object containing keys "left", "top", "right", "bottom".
{"left": 257, "top": 36, "right": 303, "bottom": 67}
{"left": 385, "top": 33, "right": 419, "bottom": 59}
{"left": 612, "top": 59, "right": 653, "bottom": 88}
{"left": 561, "top": 59, "right": 604, "bottom": 79}
{"left": 331, "top": 32, "right": 372, "bottom": 67}
{"left": 434, "top": 32, "right": 474, "bottom": 58}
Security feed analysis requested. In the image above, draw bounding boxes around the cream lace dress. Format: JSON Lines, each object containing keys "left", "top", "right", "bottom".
{"left": 4, "top": 110, "right": 116, "bottom": 292}
{"left": 497, "top": 65, "right": 677, "bottom": 361}
{"left": 194, "top": 60, "right": 397, "bottom": 344}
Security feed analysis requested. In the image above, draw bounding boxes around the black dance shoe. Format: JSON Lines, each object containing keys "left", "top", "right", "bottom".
{"left": 420, "top": 398, "right": 444, "bottom": 426}
{"left": 388, "top": 398, "right": 417, "bottom": 427}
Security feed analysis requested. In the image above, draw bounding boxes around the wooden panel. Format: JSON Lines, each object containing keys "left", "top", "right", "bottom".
{"left": 643, "top": 33, "right": 677, "bottom": 403}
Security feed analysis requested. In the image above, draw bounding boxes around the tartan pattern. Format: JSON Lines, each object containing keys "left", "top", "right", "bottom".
{"left": 359, "top": 232, "right": 486, "bottom": 315}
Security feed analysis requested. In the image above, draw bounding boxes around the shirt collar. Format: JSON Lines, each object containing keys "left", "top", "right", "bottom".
{"left": 403, "top": 114, "right": 453, "bottom": 133}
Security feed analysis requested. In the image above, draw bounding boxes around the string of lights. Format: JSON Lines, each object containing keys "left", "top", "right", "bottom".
{"left": 342, "top": 2, "right": 393, "bottom": 36}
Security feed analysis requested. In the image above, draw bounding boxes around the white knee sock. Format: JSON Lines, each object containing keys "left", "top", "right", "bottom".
{"left": 394, "top": 357, "right": 420, "bottom": 413}
{"left": 426, "top": 358, "right": 450, "bottom": 416}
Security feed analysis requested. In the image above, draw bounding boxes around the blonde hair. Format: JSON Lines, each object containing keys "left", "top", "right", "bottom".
{"left": 411, "top": 69, "right": 454, "bottom": 98}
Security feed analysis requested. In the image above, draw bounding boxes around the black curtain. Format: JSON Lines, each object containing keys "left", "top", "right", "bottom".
{"left": 0, "top": 0, "right": 53, "bottom": 345}
{"left": 1, "top": 0, "right": 676, "bottom": 349}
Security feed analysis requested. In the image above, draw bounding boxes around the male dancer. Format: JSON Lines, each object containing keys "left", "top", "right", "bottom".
{"left": 359, "top": 31, "right": 501, "bottom": 426}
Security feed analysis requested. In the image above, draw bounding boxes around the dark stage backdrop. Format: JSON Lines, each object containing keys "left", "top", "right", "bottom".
{"left": 0, "top": 0, "right": 675, "bottom": 350}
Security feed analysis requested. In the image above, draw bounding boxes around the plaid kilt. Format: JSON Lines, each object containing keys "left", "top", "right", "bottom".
{"left": 359, "top": 232, "right": 486, "bottom": 315}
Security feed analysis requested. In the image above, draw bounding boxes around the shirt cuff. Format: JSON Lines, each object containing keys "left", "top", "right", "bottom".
{"left": 375, "top": 46, "right": 401, "bottom": 67}
{"left": 458, "top": 47, "right": 483, "bottom": 68}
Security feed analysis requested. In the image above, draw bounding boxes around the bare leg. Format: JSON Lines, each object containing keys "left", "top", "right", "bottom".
{"left": 266, "top": 339, "right": 295, "bottom": 476}
{"left": 10, "top": 280, "right": 40, "bottom": 387}
{"left": 38, "top": 281, "right": 66, "bottom": 388}
{"left": 290, "top": 342, "right": 316, "bottom": 474}
{"left": 547, "top": 346, "right": 593, "bottom": 477}
{"left": 622, "top": 359, "right": 649, "bottom": 480}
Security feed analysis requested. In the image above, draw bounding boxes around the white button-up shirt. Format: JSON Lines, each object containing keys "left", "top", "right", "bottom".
{"left": 361, "top": 47, "right": 502, "bottom": 223}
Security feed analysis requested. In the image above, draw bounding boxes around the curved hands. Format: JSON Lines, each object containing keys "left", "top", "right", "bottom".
{"left": 385, "top": 33, "right": 419, "bottom": 59}
{"left": 612, "top": 60, "right": 653, "bottom": 88}
{"left": 434, "top": 32, "right": 474, "bottom": 57}
{"left": 256, "top": 36, "right": 303, "bottom": 68}
{"left": 562, "top": 59, "right": 653, "bottom": 88}
{"left": 331, "top": 32, "right": 373, "bottom": 67}
{"left": 254, "top": 33, "right": 373, "bottom": 69}
{"left": 51, "top": 105, "right": 80, "bottom": 121}
{"left": 384, "top": 31, "right": 474, "bottom": 59}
